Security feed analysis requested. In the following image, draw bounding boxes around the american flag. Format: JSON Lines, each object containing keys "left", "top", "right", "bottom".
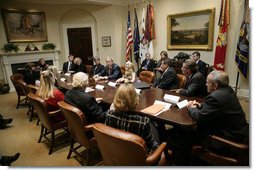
{"left": 126, "top": 10, "right": 133, "bottom": 61}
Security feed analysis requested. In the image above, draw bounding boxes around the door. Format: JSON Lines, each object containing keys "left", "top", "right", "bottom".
{"left": 67, "top": 27, "right": 93, "bottom": 66}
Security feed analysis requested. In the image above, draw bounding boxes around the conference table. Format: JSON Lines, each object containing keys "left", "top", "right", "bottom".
{"left": 57, "top": 73, "right": 204, "bottom": 130}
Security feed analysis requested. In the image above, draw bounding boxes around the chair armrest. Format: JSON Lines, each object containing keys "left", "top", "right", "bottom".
{"left": 48, "top": 109, "right": 62, "bottom": 117}
{"left": 211, "top": 135, "right": 248, "bottom": 150}
{"left": 146, "top": 142, "right": 166, "bottom": 165}
{"left": 84, "top": 124, "right": 94, "bottom": 132}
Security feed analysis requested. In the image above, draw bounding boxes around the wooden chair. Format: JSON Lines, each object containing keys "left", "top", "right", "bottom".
{"left": 139, "top": 70, "right": 155, "bottom": 84}
{"left": 92, "top": 123, "right": 169, "bottom": 166}
{"left": 191, "top": 135, "right": 249, "bottom": 166}
{"left": 120, "top": 65, "right": 125, "bottom": 76}
{"left": 58, "top": 101, "right": 99, "bottom": 165}
{"left": 10, "top": 73, "right": 27, "bottom": 108}
{"left": 27, "top": 93, "right": 68, "bottom": 155}
{"left": 85, "top": 65, "right": 92, "bottom": 74}
{"left": 177, "top": 74, "right": 187, "bottom": 89}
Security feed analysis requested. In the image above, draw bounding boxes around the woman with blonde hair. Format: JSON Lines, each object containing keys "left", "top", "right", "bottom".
{"left": 72, "top": 57, "right": 85, "bottom": 73}
{"left": 116, "top": 61, "right": 136, "bottom": 83}
{"left": 64, "top": 72, "right": 106, "bottom": 123}
{"left": 105, "top": 83, "right": 159, "bottom": 153}
{"left": 36, "top": 70, "right": 65, "bottom": 121}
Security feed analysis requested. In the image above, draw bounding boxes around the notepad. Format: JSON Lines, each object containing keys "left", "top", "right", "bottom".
{"left": 95, "top": 84, "right": 104, "bottom": 90}
{"left": 163, "top": 94, "right": 180, "bottom": 104}
{"left": 141, "top": 104, "right": 165, "bottom": 116}
{"left": 108, "top": 82, "right": 117, "bottom": 87}
{"left": 176, "top": 99, "right": 188, "bottom": 109}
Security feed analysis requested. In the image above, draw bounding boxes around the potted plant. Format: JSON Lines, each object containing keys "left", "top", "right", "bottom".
{"left": 42, "top": 43, "right": 56, "bottom": 50}
{"left": 2, "top": 43, "right": 19, "bottom": 53}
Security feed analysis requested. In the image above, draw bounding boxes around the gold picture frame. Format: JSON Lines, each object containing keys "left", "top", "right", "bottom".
{"left": 2, "top": 9, "right": 48, "bottom": 43}
{"left": 167, "top": 8, "right": 215, "bottom": 51}
{"left": 102, "top": 36, "right": 111, "bottom": 47}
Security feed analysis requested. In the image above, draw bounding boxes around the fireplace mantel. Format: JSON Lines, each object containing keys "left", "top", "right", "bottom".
{"left": 0, "top": 50, "right": 60, "bottom": 92}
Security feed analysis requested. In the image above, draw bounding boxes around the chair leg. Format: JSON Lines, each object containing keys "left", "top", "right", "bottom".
{"left": 67, "top": 138, "right": 75, "bottom": 159}
{"left": 16, "top": 95, "right": 20, "bottom": 109}
{"left": 36, "top": 118, "right": 40, "bottom": 126}
{"left": 38, "top": 125, "right": 44, "bottom": 143}
{"left": 49, "top": 131, "right": 55, "bottom": 155}
{"left": 86, "top": 148, "right": 91, "bottom": 166}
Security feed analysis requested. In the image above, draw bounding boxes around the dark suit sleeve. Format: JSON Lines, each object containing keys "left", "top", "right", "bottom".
{"left": 87, "top": 97, "right": 106, "bottom": 123}
{"left": 108, "top": 65, "right": 121, "bottom": 79}
{"left": 158, "top": 71, "right": 177, "bottom": 89}
{"left": 98, "top": 67, "right": 106, "bottom": 76}
{"left": 180, "top": 74, "right": 205, "bottom": 96}
{"left": 198, "top": 61, "right": 207, "bottom": 76}
{"left": 147, "top": 60, "right": 156, "bottom": 72}
{"left": 62, "top": 62, "right": 67, "bottom": 73}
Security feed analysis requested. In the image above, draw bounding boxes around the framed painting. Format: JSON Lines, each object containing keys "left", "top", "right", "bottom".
{"left": 167, "top": 8, "right": 215, "bottom": 51}
{"left": 102, "top": 36, "right": 111, "bottom": 47}
{"left": 2, "top": 9, "right": 48, "bottom": 42}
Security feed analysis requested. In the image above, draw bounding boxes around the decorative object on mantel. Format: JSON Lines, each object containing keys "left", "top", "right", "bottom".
{"left": 0, "top": 80, "right": 10, "bottom": 94}
{"left": 42, "top": 43, "right": 56, "bottom": 50}
{"left": 2, "top": 43, "right": 20, "bottom": 53}
{"left": 25, "top": 43, "right": 39, "bottom": 51}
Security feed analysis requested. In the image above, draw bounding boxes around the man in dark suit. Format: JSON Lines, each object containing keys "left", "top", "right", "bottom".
{"left": 90, "top": 56, "right": 104, "bottom": 76}
{"left": 62, "top": 54, "right": 74, "bottom": 73}
{"left": 137, "top": 53, "right": 156, "bottom": 77}
{"left": 94, "top": 56, "right": 122, "bottom": 80}
{"left": 166, "top": 70, "right": 249, "bottom": 165}
{"left": 191, "top": 51, "right": 207, "bottom": 77}
{"left": 176, "top": 59, "right": 207, "bottom": 97}
{"left": 153, "top": 58, "right": 178, "bottom": 90}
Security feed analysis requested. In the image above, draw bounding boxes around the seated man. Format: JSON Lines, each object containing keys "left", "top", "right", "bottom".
{"left": 62, "top": 54, "right": 74, "bottom": 73}
{"left": 191, "top": 51, "right": 207, "bottom": 77}
{"left": 94, "top": 56, "right": 122, "bottom": 80}
{"left": 166, "top": 70, "right": 249, "bottom": 165}
{"left": 153, "top": 58, "right": 178, "bottom": 90}
{"left": 65, "top": 72, "right": 106, "bottom": 123}
{"left": 90, "top": 56, "right": 105, "bottom": 76}
{"left": 137, "top": 53, "right": 156, "bottom": 77}
{"left": 176, "top": 59, "right": 207, "bottom": 97}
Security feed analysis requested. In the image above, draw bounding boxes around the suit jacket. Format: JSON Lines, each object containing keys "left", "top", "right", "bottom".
{"left": 72, "top": 63, "right": 86, "bottom": 73}
{"left": 180, "top": 71, "right": 207, "bottom": 97}
{"left": 90, "top": 64, "right": 105, "bottom": 75}
{"left": 64, "top": 88, "right": 106, "bottom": 123}
{"left": 153, "top": 67, "right": 178, "bottom": 90}
{"left": 197, "top": 60, "right": 207, "bottom": 77}
{"left": 62, "top": 61, "right": 73, "bottom": 73}
{"left": 188, "top": 86, "right": 248, "bottom": 142}
{"left": 98, "top": 63, "right": 122, "bottom": 79}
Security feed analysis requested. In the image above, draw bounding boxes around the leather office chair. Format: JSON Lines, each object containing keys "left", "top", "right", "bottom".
{"left": 27, "top": 93, "right": 67, "bottom": 155}
{"left": 139, "top": 70, "right": 155, "bottom": 84}
{"left": 191, "top": 135, "right": 249, "bottom": 166}
{"left": 58, "top": 101, "right": 99, "bottom": 165}
{"left": 92, "top": 123, "right": 169, "bottom": 166}
{"left": 10, "top": 73, "right": 27, "bottom": 108}
{"left": 85, "top": 65, "right": 92, "bottom": 74}
{"left": 177, "top": 74, "right": 187, "bottom": 89}
{"left": 120, "top": 65, "right": 125, "bottom": 76}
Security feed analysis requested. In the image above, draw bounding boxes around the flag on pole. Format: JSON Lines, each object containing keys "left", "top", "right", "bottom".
{"left": 235, "top": 0, "right": 249, "bottom": 79}
{"left": 145, "top": 3, "right": 155, "bottom": 59}
{"left": 133, "top": 8, "right": 140, "bottom": 65}
{"left": 139, "top": 6, "right": 148, "bottom": 63}
{"left": 126, "top": 10, "right": 133, "bottom": 62}
{"left": 213, "top": 0, "right": 230, "bottom": 70}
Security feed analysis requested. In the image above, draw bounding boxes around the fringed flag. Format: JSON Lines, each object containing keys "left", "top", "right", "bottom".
{"left": 235, "top": 0, "right": 249, "bottom": 79}
{"left": 139, "top": 6, "right": 148, "bottom": 63}
{"left": 126, "top": 10, "right": 133, "bottom": 62}
{"left": 145, "top": 3, "right": 155, "bottom": 59}
{"left": 214, "top": 0, "right": 230, "bottom": 70}
{"left": 133, "top": 8, "right": 140, "bottom": 65}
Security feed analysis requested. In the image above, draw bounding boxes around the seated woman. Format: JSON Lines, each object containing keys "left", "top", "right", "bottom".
{"left": 36, "top": 70, "right": 65, "bottom": 121}
{"left": 72, "top": 57, "right": 86, "bottom": 73}
{"left": 116, "top": 61, "right": 136, "bottom": 83}
{"left": 105, "top": 83, "right": 159, "bottom": 153}
{"left": 64, "top": 72, "right": 106, "bottom": 123}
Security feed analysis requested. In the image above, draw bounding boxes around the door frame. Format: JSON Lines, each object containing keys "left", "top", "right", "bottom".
{"left": 62, "top": 23, "right": 97, "bottom": 61}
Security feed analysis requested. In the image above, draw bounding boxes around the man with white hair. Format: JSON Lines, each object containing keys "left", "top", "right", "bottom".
{"left": 64, "top": 72, "right": 106, "bottom": 123}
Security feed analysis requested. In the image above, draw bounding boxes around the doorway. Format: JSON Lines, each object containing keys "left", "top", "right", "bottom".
{"left": 67, "top": 27, "right": 93, "bottom": 66}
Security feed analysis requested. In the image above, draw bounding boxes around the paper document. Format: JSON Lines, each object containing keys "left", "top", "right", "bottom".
{"left": 95, "top": 84, "right": 104, "bottom": 90}
{"left": 154, "top": 100, "right": 172, "bottom": 115}
{"left": 140, "top": 104, "right": 165, "bottom": 116}
{"left": 85, "top": 87, "right": 95, "bottom": 93}
{"left": 177, "top": 99, "right": 188, "bottom": 109}
{"left": 135, "top": 88, "right": 141, "bottom": 95}
{"left": 163, "top": 94, "right": 180, "bottom": 104}
{"left": 108, "top": 82, "right": 117, "bottom": 87}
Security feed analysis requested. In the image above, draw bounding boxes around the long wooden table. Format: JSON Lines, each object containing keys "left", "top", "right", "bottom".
{"left": 57, "top": 74, "right": 204, "bottom": 129}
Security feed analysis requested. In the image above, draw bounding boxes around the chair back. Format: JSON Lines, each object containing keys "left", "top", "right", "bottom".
{"left": 10, "top": 73, "right": 26, "bottom": 96}
{"left": 177, "top": 74, "right": 187, "bottom": 89}
{"left": 92, "top": 123, "right": 148, "bottom": 165}
{"left": 85, "top": 65, "right": 92, "bottom": 74}
{"left": 17, "top": 79, "right": 29, "bottom": 96}
{"left": 206, "top": 64, "right": 214, "bottom": 77}
{"left": 27, "top": 93, "right": 53, "bottom": 129}
{"left": 58, "top": 101, "right": 91, "bottom": 147}
{"left": 120, "top": 65, "right": 125, "bottom": 76}
{"left": 139, "top": 71, "right": 155, "bottom": 84}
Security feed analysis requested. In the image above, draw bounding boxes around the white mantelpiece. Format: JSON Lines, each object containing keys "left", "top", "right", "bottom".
{"left": 0, "top": 50, "right": 60, "bottom": 92}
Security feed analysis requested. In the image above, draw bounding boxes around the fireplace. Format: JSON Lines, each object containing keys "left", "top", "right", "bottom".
{"left": 0, "top": 50, "right": 60, "bottom": 92}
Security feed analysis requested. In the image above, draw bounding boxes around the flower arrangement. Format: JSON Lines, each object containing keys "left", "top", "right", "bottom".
{"left": 2, "top": 43, "right": 19, "bottom": 53}
{"left": 42, "top": 43, "right": 56, "bottom": 50}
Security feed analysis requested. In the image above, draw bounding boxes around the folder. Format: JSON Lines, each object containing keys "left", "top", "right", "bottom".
{"left": 140, "top": 104, "right": 165, "bottom": 116}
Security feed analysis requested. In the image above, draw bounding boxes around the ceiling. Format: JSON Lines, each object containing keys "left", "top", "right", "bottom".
{"left": 9, "top": 0, "right": 129, "bottom": 6}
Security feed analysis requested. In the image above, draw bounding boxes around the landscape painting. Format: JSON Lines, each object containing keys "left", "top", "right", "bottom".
{"left": 167, "top": 8, "right": 215, "bottom": 50}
